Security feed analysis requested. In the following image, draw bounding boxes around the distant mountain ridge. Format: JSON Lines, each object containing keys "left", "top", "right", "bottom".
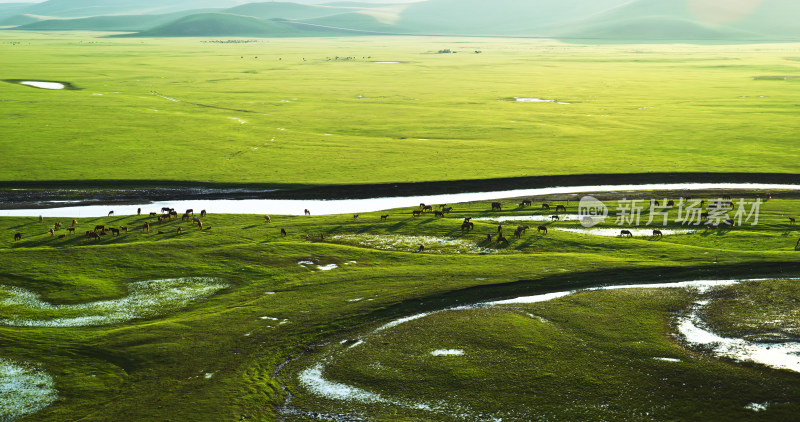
{"left": 2, "top": 0, "right": 799, "bottom": 42}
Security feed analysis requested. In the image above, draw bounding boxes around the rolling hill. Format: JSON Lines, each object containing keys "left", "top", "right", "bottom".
{"left": 13, "top": 10, "right": 217, "bottom": 32}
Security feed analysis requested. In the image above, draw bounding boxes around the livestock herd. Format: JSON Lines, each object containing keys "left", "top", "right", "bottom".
{"left": 9, "top": 195, "right": 800, "bottom": 250}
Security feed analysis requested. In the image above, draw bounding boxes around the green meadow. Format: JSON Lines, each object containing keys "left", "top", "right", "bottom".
{"left": 1, "top": 193, "right": 800, "bottom": 420}
{"left": 1, "top": 32, "right": 799, "bottom": 187}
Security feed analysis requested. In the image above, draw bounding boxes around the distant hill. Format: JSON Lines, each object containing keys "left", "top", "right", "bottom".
{"left": 129, "top": 12, "right": 374, "bottom": 37}
{"left": 13, "top": 10, "right": 213, "bottom": 32}
{"left": 14, "top": 0, "right": 246, "bottom": 18}
{"left": 223, "top": 2, "right": 348, "bottom": 20}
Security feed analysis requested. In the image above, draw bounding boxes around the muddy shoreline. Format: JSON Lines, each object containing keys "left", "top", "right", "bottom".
{"left": 2, "top": 172, "right": 800, "bottom": 210}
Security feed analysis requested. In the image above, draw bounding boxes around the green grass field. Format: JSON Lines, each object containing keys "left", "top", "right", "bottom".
{"left": 1, "top": 32, "right": 799, "bottom": 188}
{"left": 1, "top": 193, "right": 799, "bottom": 420}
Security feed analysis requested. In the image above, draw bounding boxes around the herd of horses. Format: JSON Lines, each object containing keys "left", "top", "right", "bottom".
{"left": 10, "top": 196, "right": 800, "bottom": 250}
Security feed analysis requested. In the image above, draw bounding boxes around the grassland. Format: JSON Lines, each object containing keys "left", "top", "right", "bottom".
{"left": 1, "top": 32, "right": 799, "bottom": 189}
{"left": 1, "top": 192, "right": 799, "bottom": 420}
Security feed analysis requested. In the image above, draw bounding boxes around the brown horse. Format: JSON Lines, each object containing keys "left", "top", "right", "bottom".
{"left": 54, "top": 222, "right": 62, "bottom": 229}
{"left": 14, "top": 232, "right": 22, "bottom": 241}
{"left": 555, "top": 205, "right": 567, "bottom": 213}
{"left": 201, "top": 210, "right": 207, "bottom": 217}
{"left": 186, "top": 209, "right": 194, "bottom": 215}
{"left": 422, "top": 205, "right": 433, "bottom": 212}
{"left": 461, "top": 222, "right": 474, "bottom": 232}
{"left": 514, "top": 228, "right": 522, "bottom": 238}
{"left": 666, "top": 200, "right": 675, "bottom": 207}
{"left": 94, "top": 225, "right": 105, "bottom": 232}
{"left": 790, "top": 217, "right": 796, "bottom": 225}
{"left": 551, "top": 215, "right": 559, "bottom": 221}
{"left": 537, "top": 225, "right": 547, "bottom": 234}
{"left": 120, "top": 226, "right": 128, "bottom": 233}
{"left": 86, "top": 231, "right": 100, "bottom": 240}
{"left": 158, "top": 216, "right": 165, "bottom": 224}
{"left": 142, "top": 222, "right": 150, "bottom": 232}
{"left": 181, "top": 213, "right": 190, "bottom": 221}
{"left": 418, "top": 244, "right": 425, "bottom": 252}
{"left": 412, "top": 210, "right": 422, "bottom": 217}
{"left": 281, "top": 228, "right": 287, "bottom": 236}
{"left": 491, "top": 202, "right": 502, "bottom": 211}
{"left": 304, "top": 209, "right": 311, "bottom": 216}
{"left": 434, "top": 211, "right": 444, "bottom": 218}
{"left": 72, "top": 219, "right": 78, "bottom": 226}
{"left": 442, "top": 207, "right": 453, "bottom": 213}
{"left": 198, "top": 221, "right": 203, "bottom": 230}
{"left": 653, "top": 230, "right": 663, "bottom": 238}
{"left": 66, "top": 227, "right": 76, "bottom": 234}
{"left": 110, "top": 228, "right": 120, "bottom": 236}
{"left": 542, "top": 204, "right": 550, "bottom": 210}
{"left": 521, "top": 199, "right": 532, "bottom": 207}
{"left": 381, "top": 215, "right": 389, "bottom": 221}
{"left": 620, "top": 230, "right": 633, "bottom": 237}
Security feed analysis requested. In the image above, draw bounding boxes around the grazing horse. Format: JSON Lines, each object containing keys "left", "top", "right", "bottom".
{"left": 304, "top": 209, "right": 311, "bottom": 216}
{"left": 381, "top": 215, "right": 389, "bottom": 221}
{"left": 281, "top": 228, "right": 287, "bottom": 236}
{"left": 412, "top": 210, "right": 422, "bottom": 217}
{"left": 177, "top": 227, "right": 183, "bottom": 234}
{"left": 94, "top": 225, "right": 105, "bottom": 232}
{"left": 142, "top": 222, "right": 150, "bottom": 232}
{"left": 418, "top": 244, "right": 425, "bottom": 252}
{"left": 13, "top": 233, "right": 22, "bottom": 241}
{"left": 201, "top": 210, "right": 207, "bottom": 217}
{"left": 440, "top": 204, "right": 447, "bottom": 209}
{"left": 790, "top": 217, "right": 796, "bottom": 225}
{"left": 265, "top": 215, "right": 271, "bottom": 223}
{"left": 137, "top": 208, "right": 141, "bottom": 216}
{"left": 652, "top": 230, "right": 663, "bottom": 238}
{"left": 161, "top": 207, "right": 172, "bottom": 213}
{"left": 620, "top": 230, "right": 633, "bottom": 237}
{"left": 182, "top": 213, "right": 190, "bottom": 221}
{"left": 461, "top": 222, "right": 474, "bottom": 232}
{"left": 464, "top": 217, "right": 472, "bottom": 222}
{"left": 72, "top": 219, "right": 78, "bottom": 226}
{"left": 542, "top": 203, "right": 550, "bottom": 210}
{"left": 666, "top": 200, "right": 675, "bottom": 207}
{"left": 497, "top": 235, "right": 509, "bottom": 244}
{"left": 67, "top": 227, "right": 76, "bottom": 234}
{"left": 422, "top": 205, "right": 433, "bottom": 212}
{"left": 193, "top": 217, "right": 201, "bottom": 225}
{"left": 537, "top": 225, "right": 547, "bottom": 234}
{"left": 198, "top": 221, "right": 203, "bottom": 230}
{"left": 39, "top": 215, "right": 43, "bottom": 223}
{"left": 48, "top": 229, "right": 54, "bottom": 236}
{"left": 86, "top": 231, "right": 100, "bottom": 240}
{"left": 419, "top": 203, "right": 426, "bottom": 209}
{"left": 522, "top": 199, "right": 532, "bottom": 207}
{"left": 186, "top": 209, "right": 194, "bottom": 215}
{"left": 110, "top": 228, "right": 120, "bottom": 236}
{"left": 108, "top": 211, "right": 114, "bottom": 216}
{"left": 170, "top": 210, "right": 178, "bottom": 218}
{"left": 353, "top": 214, "right": 359, "bottom": 221}
{"left": 491, "top": 202, "right": 502, "bottom": 211}
{"left": 555, "top": 205, "right": 566, "bottom": 213}
{"left": 551, "top": 215, "right": 559, "bottom": 221}
{"left": 434, "top": 211, "right": 444, "bottom": 218}
{"left": 651, "top": 200, "right": 660, "bottom": 207}
{"left": 514, "top": 228, "right": 522, "bottom": 238}
{"left": 120, "top": 226, "right": 128, "bottom": 233}
{"left": 442, "top": 207, "right": 453, "bottom": 213}
{"left": 149, "top": 212, "right": 157, "bottom": 217}
{"left": 158, "top": 216, "right": 164, "bottom": 224}
{"left": 517, "top": 225, "right": 529, "bottom": 234}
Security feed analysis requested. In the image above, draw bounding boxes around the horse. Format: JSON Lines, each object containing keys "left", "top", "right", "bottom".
{"left": 653, "top": 230, "right": 663, "bottom": 238}
{"left": 497, "top": 235, "right": 509, "bottom": 244}
{"left": 201, "top": 210, "right": 207, "bottom": 217}
{"left": 537, "top": 225, "right": 547, "bottom": 234}
{"left": 108, "top": 211, "right": 114, "bottom": 217}
{"left": 418, "top": 244, "right": 425, "bottom": 252}
{"left": 181, "top": 213, "right": 190, "bottom": 221}
{"left": 440, "top": 204, "right": 447, "bottom": 209}
{"left": 161, "top": 207, "right": 172, "bottom": 213}
{"left": 142, "top": 222, "right": 150, "bottom": 232}
{"left": 120, "top": 226, "right": 128, "bottom": 233}
{"left": 497, "top": 225, "right": 503, "bottom": 233}
{"left": 542, "top": 204, "right": 550, "bottom": 210}
{"left": 72, "top": 219, "right": 78, "bottom": 226}
{"left": 381, "top": 215, "right": 389, "bottom": 221}
{"left": 94, "top": 225, "right": 105, "bottom": 232}
{"left": 193, "top": 217, "right": 201, "bottom": 225}
{"left": 353, "top": 214, "right": 359, "bottom": 221}
{"left": 66, "top": 227, "right": 76, "bottom": 234}
{"left": 464, "top": 217, "right": 472, "bottom": 222}
{"left": 487, "top": 234, "right": 493, "bottom": 241}
{"left": 149, "top": 212, "right": 157, "bottom": 217}
{"left": 137, "top": 208, "right": 141, "bottom": 216}
{"left": 555, "top": 205, "right": 567, "bottom": 213}
{"left": 281, "top": 228, "right": 287, "bottom": 236}
{"left": 666, "top": 200, "right": 675, "bottom": 207}
{"left": 198, "top": 221, "right": 203, "bottom": 230}
{"left": 48, "top": 229, "right": 54, "bottom": 236}
{"left": 177, "top": 227, "right": 183, "bottom": 234}
{"left": 790, "top": 217, "right": 796, "bottom": 225}
{"left": 620, "top": 230, "right": 633, "bottom": 237}
{"left": 650, "top": 200, "right": 660, "bottom": 207}
{"left": 442, "top": 207, "right": 453, "bottom": 213}
{"left": 461, "top": 222, "right": 474, "bottom": 232}
{"left": 58, "top": 234, "right": 65, "bottom": 239}
{"left": 87, "top": 231, "right": 100, "bottom": 240}
{"left": 54, "top": 222, "right": 62, "bottom": 229}
{"left": 491, "top": 202, "right": 502, "bottom": 211}
{"left": 412, "top": 210, "right": 422, "bottom": 217}
{"left": 517, "top": 225, "right": 529, "bottom": 234}
{"left": 522, "top": 199, "right": 532, "bottom": 207}
{"left": 265, "top": 215, "right": 271, "bottom": 223}
{"left": 419, "top": 203, "right": 426, "bottom": 209}
{"left": 551, "top": 215, "right": 559, "bottom": 221}
{"left": 434, "top": 211, "right": 444, "bottom": 218}
{"left": 422, "top": 205, "right": 433, "bottom": 212}
{"left": 186, "top": 209, "right": 194, "bottom": 215}
{"left": 110, "top": 228, "right": 120, "bottom": 236}
{"left": 304, "top": 209, "right": 311, "bottom": 216}
{"left": 14, "top": 233, "right": 22, "bottom": 241}
{"left": 158, "top": 216, "right": 164, "bottom": 224}
{"left": 514, "top": 228, "right": 522, "bottom": 238}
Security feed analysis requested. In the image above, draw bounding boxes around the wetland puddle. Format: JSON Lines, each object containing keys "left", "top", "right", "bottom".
{"left": 4, "top": 183, "right": 799, "bottom": 218}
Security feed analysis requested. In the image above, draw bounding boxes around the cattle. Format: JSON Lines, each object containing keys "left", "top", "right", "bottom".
{"left": 142, "top": 222, "right": 150, "bottom": 232}
{"left": 281, "top": 228, "right": 287, "bottom": 236}
{"left": 304, "top": 209, "right": 311, "bottom": 216}
{"left": 94, "top": 225, "right": 105, "bottom": 232}
{"left": 653, "top": 230, "right": 663, "bottom": 238}
{"left": 620, "top": 230, "right": 633, "bottom": 237}
{"left": 537, "top": 225, "right": 547, "bottom": 234}
{"left": 110, "top": 228, "right": 120, "bottom": 236}
{"left": 555, "top": 205, "right": 567, "bottom": 213}
{"left": 542, "top": 203, "right": 550, "bottom": 210}
{"left": 412, "top": 210, "right": 422, "bottom": 217}
{"left": 381, "top": 215, "right": 389, "bottom": 221}
{"left": 491, "top": 202, "right": 502, "bottom": 211}
{"left": 14, "top": 233, "right": 22, "bottom": 241}
{"left": 265, "top": 215, "right": 271, "bottom": 223}
{"left": 201, "top": 210, "right": 207, "bottom": 217}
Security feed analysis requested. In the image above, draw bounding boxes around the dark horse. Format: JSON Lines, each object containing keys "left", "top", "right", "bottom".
{"left": 537, "top": 225, "right": 547, "bottom": 234}
{"left": 491, "top": 202, "right": 502, "bottom": 211}
{"left": 14, "top": 233, "right": 22, "bottom": 241}
{"left": 652, "top": 230, "right": 663, "bottom": 238}
{"left": 620, "top": 230, "right": 633, "bottom": 237}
